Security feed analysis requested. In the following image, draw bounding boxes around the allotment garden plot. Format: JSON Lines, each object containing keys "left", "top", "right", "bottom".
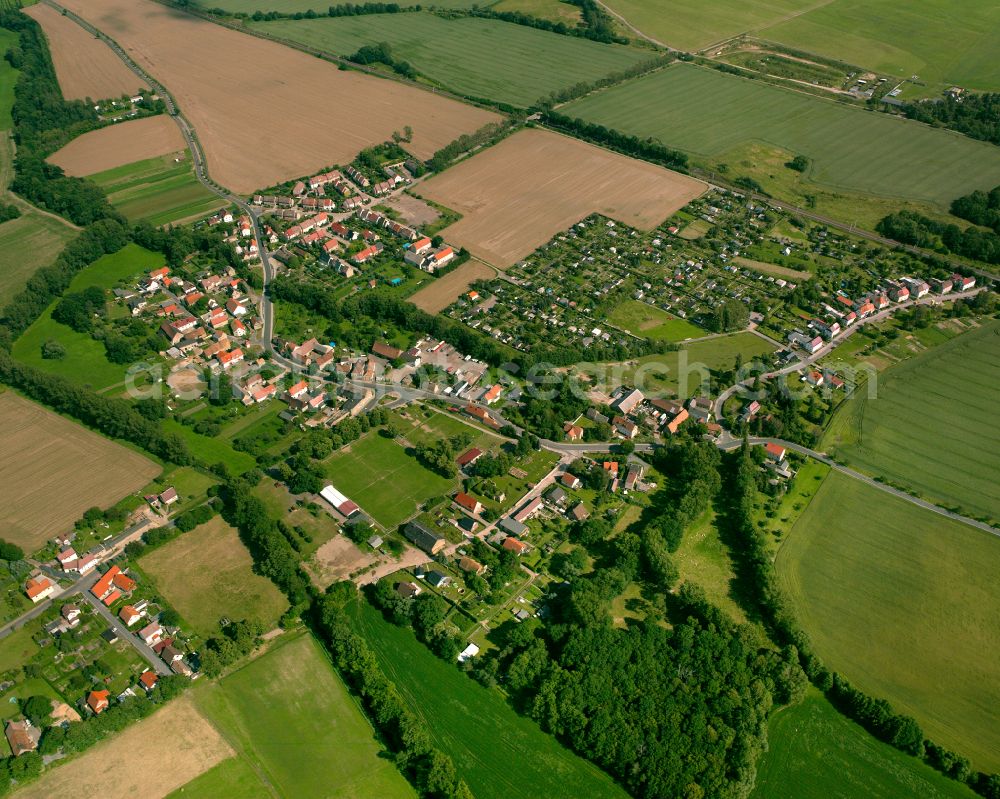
{"left": 0, "top": 392, "right": 159, "bottom": 551}
{"left": 58, "top": 0, "right": 499, "bottom": 194}
{"left": 777, "top": 471, "right": 1000, "bottom": 771}
{"left": 417, "top": 128, "right": 706, "bottom": 268}
{"left": 564, "top": 63, "right": 1000, "bottom": 207}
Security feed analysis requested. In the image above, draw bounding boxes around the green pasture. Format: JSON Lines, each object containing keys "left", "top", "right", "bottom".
{"left": 161, "top": 419, "right": 258, "bottom": 473}
{"left": 90, "top": 154, "right": 224, "bottom": 226}
{"left": 777, "top": 470, "right": 1000, "bottom": 771}
{"left": 0, "top": 213, "right": 78, "bottom": 301}
{"left": 194, "top": 632, "right": 415, "bottom": 799}
{"left": 253, "top": 12, "right": 649, "bottom": 107}
{"left": 752, "top": 689, "right": 978, "bottom": 799}
{"left": 348, "top": 599, "right": 629, "bottom": 799}
{"left": 164, "top": 758, "right": 268, "bottom": 799}
{"left": 564, "top": 63, "right": 1000, "bottom": 208}
{"left": 824, "top": 320, "right": 1000, "bottom": 522}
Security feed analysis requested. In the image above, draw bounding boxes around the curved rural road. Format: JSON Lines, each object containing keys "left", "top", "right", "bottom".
{"left": 56, "top": 1, "right": 997, "bottom": 539}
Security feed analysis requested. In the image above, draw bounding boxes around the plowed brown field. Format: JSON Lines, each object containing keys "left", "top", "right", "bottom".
{"left": 55, "top": 0, "right": 499, "bottom": 194}
{"left": 0, "top": 392, "right": 160, "bottom": 550}
{"left": 24, "top": 3, "right": 147, "bottom": 101}
{"left": 409, "top": 258, "right": 495, "bottom": 313}
{"left": 48, "top": 115, "right": 186, "bottom": 176}
{"left": 416, "top": 128, "right": 707, "bottom": 267}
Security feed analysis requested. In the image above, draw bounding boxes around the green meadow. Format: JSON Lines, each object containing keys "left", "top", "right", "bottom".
{"left": 12, "top": 244, "right": 165, "bottom": 391}
{"left": 605, "top": 299, "right": 706, "bottom": 342}
{"left": 253, "top": 12, "right": 649, "bottom": 107}
{"left": 348, "top": 599, "right": 629, "bottom": 799}
{"left": 0, "top": 213, "right": 78, "bottom": 300}
{"left": 752, "top": 689, "right": 978, "bottom": 799}
{"left": 191, "top": 632, "right": 415, "bottom": 799}
{"left": 824, "top": 319, "right": 1000, "bottom": 522}
{"left": 564, "top": 63, "right": 1000, "bottom": 208}
{"left": 777, "top": 470, "right": 1000, "bottom": 771}
{"left": 90, "top": 154, "right": 224, "bottom": 226}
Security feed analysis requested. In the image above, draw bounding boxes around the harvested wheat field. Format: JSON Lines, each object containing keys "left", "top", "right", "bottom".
{"left": 48, "top": 115, "right": 186, "bottom": 176}
{"left": 12, "top": 698, "right": 233, "bottom": 799}
{"left": 416, "top": 128, "right": 706, "bottom": 267}
{"left": 410, "top": 258, "right": 495, "bottom": 314}
{"left": 56, "top": 0, "right": 499, "bottom": 194}
{"left": 0, "top": 392, "right": 160, "bottom": 550}
{"left": 23, "top": 3, "right": 147, "bottom": 101}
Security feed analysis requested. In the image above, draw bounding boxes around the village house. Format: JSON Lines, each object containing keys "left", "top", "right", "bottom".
{"left": 119, "top": 605, "right": 143, "bottom": 627}
{"left": 454, "top": 492, "right": 483, "bottom": 515}
{"left": 512, "top": 496, "right": 542, "bottom": 524}
{"left": 502, "top": 536, "right": 530, "bottom": 555}
{"left": 403, "top": 521, "right": 447, "bottom": 555}
{"left": 4, "top": 720, "right": 40, "bottom": 757}
{"left": 612, "top": 387, "right": 645, "bottom": 416}
{"left": 560, "top": 472, "right": 582, "bottom": 490}
{"left": 764, "top": 442, "right": 787, "bottom": 463}
{"left": 25, "top": 576, "right": 55, "bottom": 604}
{"left": 568, "top": 502, "right": 589, "bottom": 522}
{"left": 612, "top": 416, "right": 638, "bottom": 439}
{"left": 563, "top": 422, "right": 584, "bottom": 441}
{"left": 459, "top": 557, "right": 486, "bottom": 576}
{"left": 499, "top": 516, "right": 529, "bottom": 537}
{"left": 87, "top": 690, "right": 110, "bottom": 715}
{"left": 457, "top": 448, "right": 484, "bottom": 469}
{"left": 138, "top": 622, "right": 164, "bottom": 646}
{"left": 139, "top": 671, "right": 159, "bottom": 693}
{"left": 397, "top": 581, "right": 422, "bottom": 599}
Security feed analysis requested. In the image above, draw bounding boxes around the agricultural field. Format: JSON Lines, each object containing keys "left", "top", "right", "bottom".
{"left": 12, "top": 698, "right": 233, "bottom": 799}
{"left": 605, "top": 299, "right": 705, "bottom": 342}
{"left": 777, "top": 470, "right": 1000, "bottom": 771}
{"left": 564, "top": 63, "right": 1000, "bottom": 209}
{"left": 823, "top": 319, "right": 1000, "bottom": 522}
{"left": 253, "top": 12, "right": 649, "bottom": 108}
{"left": 89, "top": 153, "right": 226, "bottom": 226}
{"left": 601, "top": 0, "right": 811, "bottom": 51}
{"left": 348, "top": 599, "right": 630, "bottom": 799}
{"left": 23, "top": 3, "right": 147, "bottom": 101}
{"left": 758, "top": 0, "right": 1000, "bottom": 92}
{"left": 751, "top": 690, "right": 978, "bottom": 799}
{"left": 0, "top": 212, "right": 77, "bottom": 300}
{"left": 48, "top": 115, "right": 185, "bottom": 176}
{"left": 321, "top": 427, "right": 458, "bottom": 529}
{"left": 417, "top": 128, "right": 706, "bottom": 267}
{"left": 192, "top": 632, "right": 416, "bottom": 799}
{"left": 576, "top": 331, "right": 776, "bottom": 400}
{"left": 409, "top": 258, "right": 495, "bottom": 314}
{"left": 139, "top": 516, "right": 289, "bottom": 636}
{"left": 57, "top": 0, "right": 499, "bottom": 194}
{"left": 0, "top": 391, "right": 159, "bottom": 551}
{"left": 12, "top": 244, "right": 166, "bottom": 390}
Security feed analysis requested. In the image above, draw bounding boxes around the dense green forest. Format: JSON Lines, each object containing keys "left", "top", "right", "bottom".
{"left": 902, "top": 93, "right": 1000, "bottom": 147}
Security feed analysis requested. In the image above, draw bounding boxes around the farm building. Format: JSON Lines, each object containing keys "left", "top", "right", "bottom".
{"left": 404, "top": 521, "right": 447, "bottom": 555}
{"left": 320, "top": 485, "right": 361, "bottom": 518}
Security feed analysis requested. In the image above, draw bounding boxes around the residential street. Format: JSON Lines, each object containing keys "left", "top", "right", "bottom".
{"left": 78, "top": 589, "right": 172, "bottom": 676}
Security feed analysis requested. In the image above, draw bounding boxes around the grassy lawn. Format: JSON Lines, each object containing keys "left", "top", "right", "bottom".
{"left": 564, "top": 63, "right": 1000, "bottom": 210}
{"left": 252, "top": 12, "right": 649, "bottom": 108}
{"left": 0, "top": 625, "right": 41, "bottom": 675}
{"left": 89, "top": 153, "right": 224, "bottom": 226}
{"left": 752, "top": 689, "right": 978, "bottom": 799}
{"left": 0, "top": 213, "right": 78, "bottom": 301}
{"left": 322, "top": 430, "right": 458, "bottom": 529}
{"left": 348, "top": 599, "right": 628, "bottom": 799}
{"left": 577, "top": 331, "right": 775, "bottom": 399}
{"left": 605, "top": 299, "right": 706, "bottom": 342}
{"left": 823, "top": 319, "right": 1000, "bottom": 523}
{"left": 140, "top": 516, "right": 289, "bottom": 636}
{"left": 194, "top": 632, "right": 416, "bottom": 799}
{"left": 161, "top": 419, "right": 258, "bottom": 473}
{"left": 776, "top": 470, "right": 1000, "bottom": 771}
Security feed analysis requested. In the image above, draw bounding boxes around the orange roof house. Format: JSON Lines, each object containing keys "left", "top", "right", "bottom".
{"left": 113, "top": 572, "right": 136, "bottom": 593}
{"left": 454, "top": 492, "right": 483, "bottom": 515}
{"left": 502, "top": 537, "right": 530, "bottom": 555}
{"left": 92, "top": 566, "right": 122, "bottom": 601}
{"left": 139, "top": 671, "right": 158, "bottom": 692}
{"left": 25, "top": 576, "right": 55, "bottom": 604}
{"left": 87, "top": 690, "right": 110, "bottom": 714}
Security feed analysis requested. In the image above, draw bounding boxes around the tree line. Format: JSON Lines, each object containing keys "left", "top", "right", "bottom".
{"left": 902, "top": 93, "right": 1000, "bottom": 147}
{"left": 717, "top": 442, "right": 1000, "bottom": 798}
{"left": 876, "top": 209, "right": 1000, "bottom": 264}
{"left": 541, "top": 111, "right": 689, "bottom": 172}
{"left": 0, "top": 11, "right": 122, "bottom": 226}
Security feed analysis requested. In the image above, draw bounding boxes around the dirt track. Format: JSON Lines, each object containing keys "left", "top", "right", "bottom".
{"left": 24, "top": 3, "right": 147, "bottom": 101}
{"left": 48, "top": 115, "right": 186, "bottom": 176}
{"left": 417, "top": 128, "right": 707, "bottom": 267}
{"left": 54, "top": 0, "right": 499, "bottom": 194}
